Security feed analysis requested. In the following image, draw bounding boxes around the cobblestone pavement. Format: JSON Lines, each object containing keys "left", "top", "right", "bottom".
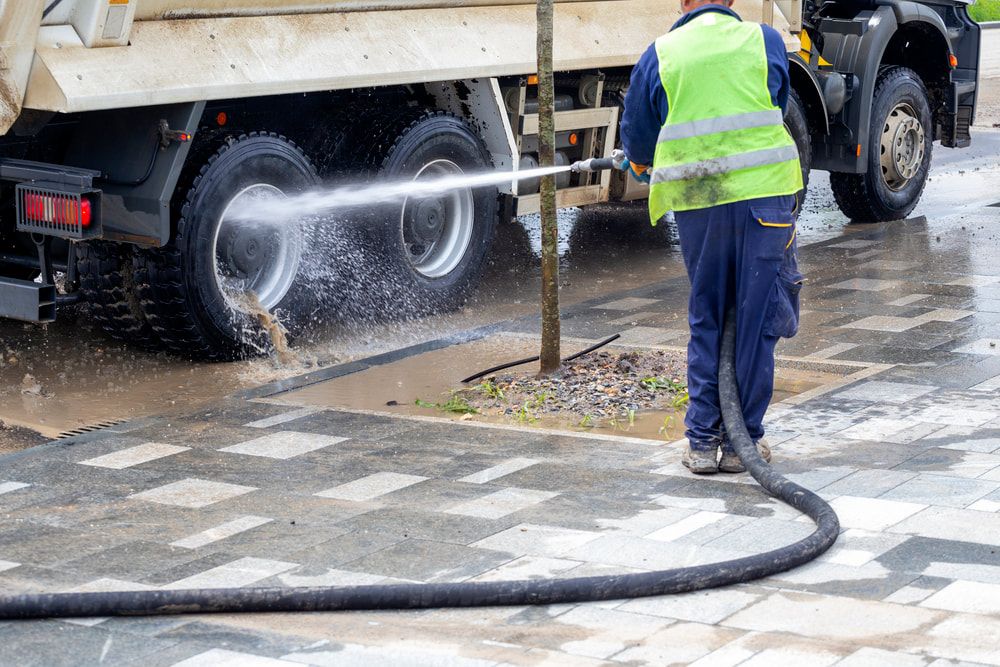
{"left": 4, "top": 134, "right": 1000, "bottom": 665}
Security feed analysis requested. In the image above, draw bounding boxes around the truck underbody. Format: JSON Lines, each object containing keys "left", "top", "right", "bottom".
{"left": 0, "top": 0, "right": 981, "bottom": 358}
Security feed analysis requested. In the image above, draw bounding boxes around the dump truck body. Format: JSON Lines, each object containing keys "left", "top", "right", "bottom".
{"left": 0, "top": 0, "right": 980, "bottom": 359}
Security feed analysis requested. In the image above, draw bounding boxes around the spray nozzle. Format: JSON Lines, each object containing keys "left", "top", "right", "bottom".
{"left": 569, "top": 149, "right": 628, "bottom": 174}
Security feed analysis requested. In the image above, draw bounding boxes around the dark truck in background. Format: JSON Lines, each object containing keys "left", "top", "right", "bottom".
{"left": 0, "top": 0, "right": 981, "bottom": 359}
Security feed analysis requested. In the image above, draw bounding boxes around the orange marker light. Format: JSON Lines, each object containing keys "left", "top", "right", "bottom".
{"left": 568, "top": 132, "right": 578, "bottom": 145}
{"left": 856, "top": 144, "right": 862, "bottom": 157}
{"left": 216, "top": 111, "right": 228, "bottom": 126}
{"left": 527, "top": 74, "right": 539, "bottom": 85}
{"left": 949, "top": 54, "right": 958, "bottom": 68}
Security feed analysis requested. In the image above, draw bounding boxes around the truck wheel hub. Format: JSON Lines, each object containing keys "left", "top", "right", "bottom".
{"left": 401, "top": 159, "right": 474, "bottom": 279}
{"left": 880, "top": 103, "right": 925, "bottom": 191}
{"left": 213, "top": 184, "right": 302, "bottom": 310}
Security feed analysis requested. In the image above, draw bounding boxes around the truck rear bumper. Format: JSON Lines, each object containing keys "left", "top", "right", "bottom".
{"left": 0, "top": 277, "right": 55, "bottom": 323}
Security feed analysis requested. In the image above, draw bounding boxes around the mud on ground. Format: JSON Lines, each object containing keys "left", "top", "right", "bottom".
{"left": 0, "top": 420, "right": 46, "bottom": 454}
{"left": 456, "top": 348, "right": 688, "bottom": 428}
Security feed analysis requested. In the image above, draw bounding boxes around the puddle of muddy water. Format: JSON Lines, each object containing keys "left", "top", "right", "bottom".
{"left": 278, "top": 334, "right": 844, "bottom": 442}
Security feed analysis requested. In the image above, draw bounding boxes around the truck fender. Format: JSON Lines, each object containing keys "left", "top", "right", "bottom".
{"left": 424, "top": 79, "right": 517, "bottom": 194}
{"left": 63, "top": 101, "right": 205, "bottom": 246}
{"left": 819, "top": 2, "right": 951, "bottom": 172}
{"left": 788, "top": 54, "right": 829, "bottom": 135}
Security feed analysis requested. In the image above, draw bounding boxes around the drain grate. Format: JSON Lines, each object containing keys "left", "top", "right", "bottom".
{"left": 55, "top": 419, "right": 127, "bottom": 440}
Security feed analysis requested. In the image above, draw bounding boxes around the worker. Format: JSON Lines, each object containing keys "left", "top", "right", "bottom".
{"left": 619, "top": 0, "right": 803, "bottom": 474}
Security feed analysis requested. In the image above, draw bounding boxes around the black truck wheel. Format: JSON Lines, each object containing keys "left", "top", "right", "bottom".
{"left": 133, "top": 132, "right": 319, "bottom": 360}
{"left": 333, "top": 110, "right": 498, "bottom": 316}
{"left": 77, "top": 242, "right": 159, "bottom": 348}
{"left": 784, "top": 88, "right": 812, "bottom": 213}
{"left": 830, "top": 67, "right": 932, "bottom": 222}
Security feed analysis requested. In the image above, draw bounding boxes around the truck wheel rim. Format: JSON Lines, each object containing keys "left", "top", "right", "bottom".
{"left": 400, "top": 159, "right": 474, "bottom": 279}
{"left": 880, "top": 103, "right": 925, "bottom": 192}
{"left": 213, "top": 184, "right": 302, "bottom": 310}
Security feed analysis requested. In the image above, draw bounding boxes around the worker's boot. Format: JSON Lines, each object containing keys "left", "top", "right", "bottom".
{"left": 682, "top": 443, "right": 719, "bottom": 475}
{"left": 718, "top": 439, "right": 771, "bottom": 474}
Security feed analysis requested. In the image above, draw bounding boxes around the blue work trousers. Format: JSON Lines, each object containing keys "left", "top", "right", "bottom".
{"left": 675, "top": 194, "right": 801, "bottom": 451}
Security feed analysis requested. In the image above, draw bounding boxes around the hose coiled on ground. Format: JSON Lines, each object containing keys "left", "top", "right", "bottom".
{"left": 0, "top": 309, "right": 839, "bottom": 619}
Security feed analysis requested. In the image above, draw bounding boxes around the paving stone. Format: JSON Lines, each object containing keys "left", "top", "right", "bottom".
{"left": 880, "top": 474, "right": 998, "bottom": 508}
{"left": 552, "top": 606, "right": 675, "bottom": 659}
{"left": 921, "top": 580, "right": 1000, "bottom": 615}
{"left": 820, "top": 469, "right": 918, "bottom": 497}
{"left": 617, "top": 589, "right": 761, "bottom": 625}
{"left": 611, "top": 622, "right": 744, "bottom": 665}
{"left": 471, "top": 556, "right": 581, "bottom": 582}
{"left": 834, "top": 381, "right": 937, "bottom": 404}
{"left": 825, "top": 496, "right": 927, "bottom": 531}
{"left": 314, "top": 472, "right": 428, "bottom": 501}
{"left": 171, "top": 516, "right": 274, "bottom": 549}
{"left": 78, "top": 443, "right": 190, "bottom": 470}
{"left": 130, "top": 478, "right": 257, "bottom": 508}
{"left": 333, "top": 506, "right": 513, "bottom": 546}
{"left": 888, "top": 506, "right": 1000, "bottom": 546}
{"left": 704, "top": 517, "right": 816, "bottom": 552}
{"left": 470, "top": 523, "right": 601, "bottom": 558}
{"left": 892, "top": 448, "right": 1000, "bottom": 479}
{"left": 828, "top": 278, "right": 903, "bottom": 292}
{"left": 341, "top": 538, "right": 511, "bottom": 582}
{"left": 0, "top": 621, "right": 178, "bottom": 667}
{"left": 592, "top": 296, "right": 661, "bottom": 311}
{"left": 457, "top": 457, "right": 540, "bottom": 484}
{"left": 722, "top": 591, "right": 939, "bottom": 640}
{"left": 220, "top": 431, "right": 348, "bottom": 460}
{"left": 444, "top": 487, "right": 559, "bottom": 519}
{"left": 171, "top": 649, "right": 301, "bottom": 666}
{"left": 243, "top": 407, "right": 325, "bottom": 429}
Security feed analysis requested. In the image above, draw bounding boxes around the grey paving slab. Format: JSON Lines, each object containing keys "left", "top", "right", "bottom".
{"left": 880, "top": 474, "right": 999, "bottom": 508}
{"left": 342, "top": 538, "right": 513, "bottom": 582}
{"left": 0, "top": 621, "right": 179, "bottom": 667}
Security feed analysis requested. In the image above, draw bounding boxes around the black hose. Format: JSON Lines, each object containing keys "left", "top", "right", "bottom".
{"left": 0, "top": 309, "right": 838, "bottom": 619}
{"left": 460, "top": 333, "right": 621, "bottom": 384}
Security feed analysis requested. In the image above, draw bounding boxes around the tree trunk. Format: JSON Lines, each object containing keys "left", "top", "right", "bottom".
{"left": 537, "top": 0, "right": 561, "bottom": 375}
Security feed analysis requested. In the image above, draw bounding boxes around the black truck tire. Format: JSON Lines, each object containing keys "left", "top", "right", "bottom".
{"left": 784, "top": 88, "right": 812, "bottom": 213}
{"left": 830, "top": 67, "right": 933, "bottom": 222}
{"left": 77, "top": 242, "right": 159, "bottom": 348}
{"left": 331, "top": 109, "right": 498, "bottom": 317}
{"left": 133, "top": 132, "right": 319, "bottom": 360}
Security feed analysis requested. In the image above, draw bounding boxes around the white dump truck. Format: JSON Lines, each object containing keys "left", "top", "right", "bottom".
{"left": 0, "top": 0, "right": 981, "bottom": 358}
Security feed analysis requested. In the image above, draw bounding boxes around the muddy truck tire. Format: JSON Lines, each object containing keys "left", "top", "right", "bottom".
{"left": 830, "top": 67, "right": 933, "bottom": 223}
{"left": 77, "top": 242, "right": 159, "bottom": 349}
{"left": 784, "top": 88, "right": 812, "bottom": 214}
{"left": 330, "top": 109, "right": 499, "bottom": 318}
{"left": 133, "top": 132, "right": 320, "bottom": 360}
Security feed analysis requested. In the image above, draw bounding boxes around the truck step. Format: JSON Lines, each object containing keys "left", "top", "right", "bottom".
{"left": 0, "top": 277, "right": 56, "bottom": 323}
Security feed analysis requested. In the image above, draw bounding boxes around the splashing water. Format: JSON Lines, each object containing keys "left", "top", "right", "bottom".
{"left": 225, "top": 165, "right": 571, "bottom": 223}
{"left": 237, "top": 291, "right": 297, "bottom": 365}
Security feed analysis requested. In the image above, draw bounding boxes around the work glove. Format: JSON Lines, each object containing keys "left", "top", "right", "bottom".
{"left": 612, "top": 148, "right": 651, "bottom": 183}
{"left": 627, "top": 162, "right": 651, "bottom": 184}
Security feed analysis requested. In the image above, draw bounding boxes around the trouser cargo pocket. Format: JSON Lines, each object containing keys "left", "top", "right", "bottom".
{"left": 765, "top": 264, "right": 803, "bottom": 339}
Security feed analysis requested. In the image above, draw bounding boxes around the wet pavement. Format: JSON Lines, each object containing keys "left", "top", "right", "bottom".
{"left": 2, "top": 123, "right": 1000, "bottom": 663}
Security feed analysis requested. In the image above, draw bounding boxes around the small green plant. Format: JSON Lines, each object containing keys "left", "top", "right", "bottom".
{"left": 414, "top": 394, "right": 479, "bottom": 415}
{"left": 627, "top": 407, "right": 636, "bottom": 426}
{"left": 671, "top": 391, "right": 690, "bottom": 409}
{"left": 514, "top": 404, "right": 538, "bottom": 424}
{"left": 658, "top": 414, "right": 675, "bottom": 437}
{"left": 640, "top": 376, "right": 686, "bottom": 393}
{"left": 529, "top": 390, "right": 551, "bottom": 409}
{"left": 475, "top": 379, "right": 505, "bottom": 401}
{"left": 578, "top": 414, "right": 595, "bottom": 428}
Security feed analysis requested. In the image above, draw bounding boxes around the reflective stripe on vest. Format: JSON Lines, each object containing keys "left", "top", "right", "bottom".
{"left": 656, "top": 109, "right": 783, "bottom": 143}
{"left": 647, "top": 13, "right": 802, "bottom": 223}
{"left": 650, "top": 144, "right": 799, "bottom": 184}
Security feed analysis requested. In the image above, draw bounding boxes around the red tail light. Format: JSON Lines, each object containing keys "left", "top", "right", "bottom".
{"left": 22, "top": 193, "right": 92, "bottom": 228}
